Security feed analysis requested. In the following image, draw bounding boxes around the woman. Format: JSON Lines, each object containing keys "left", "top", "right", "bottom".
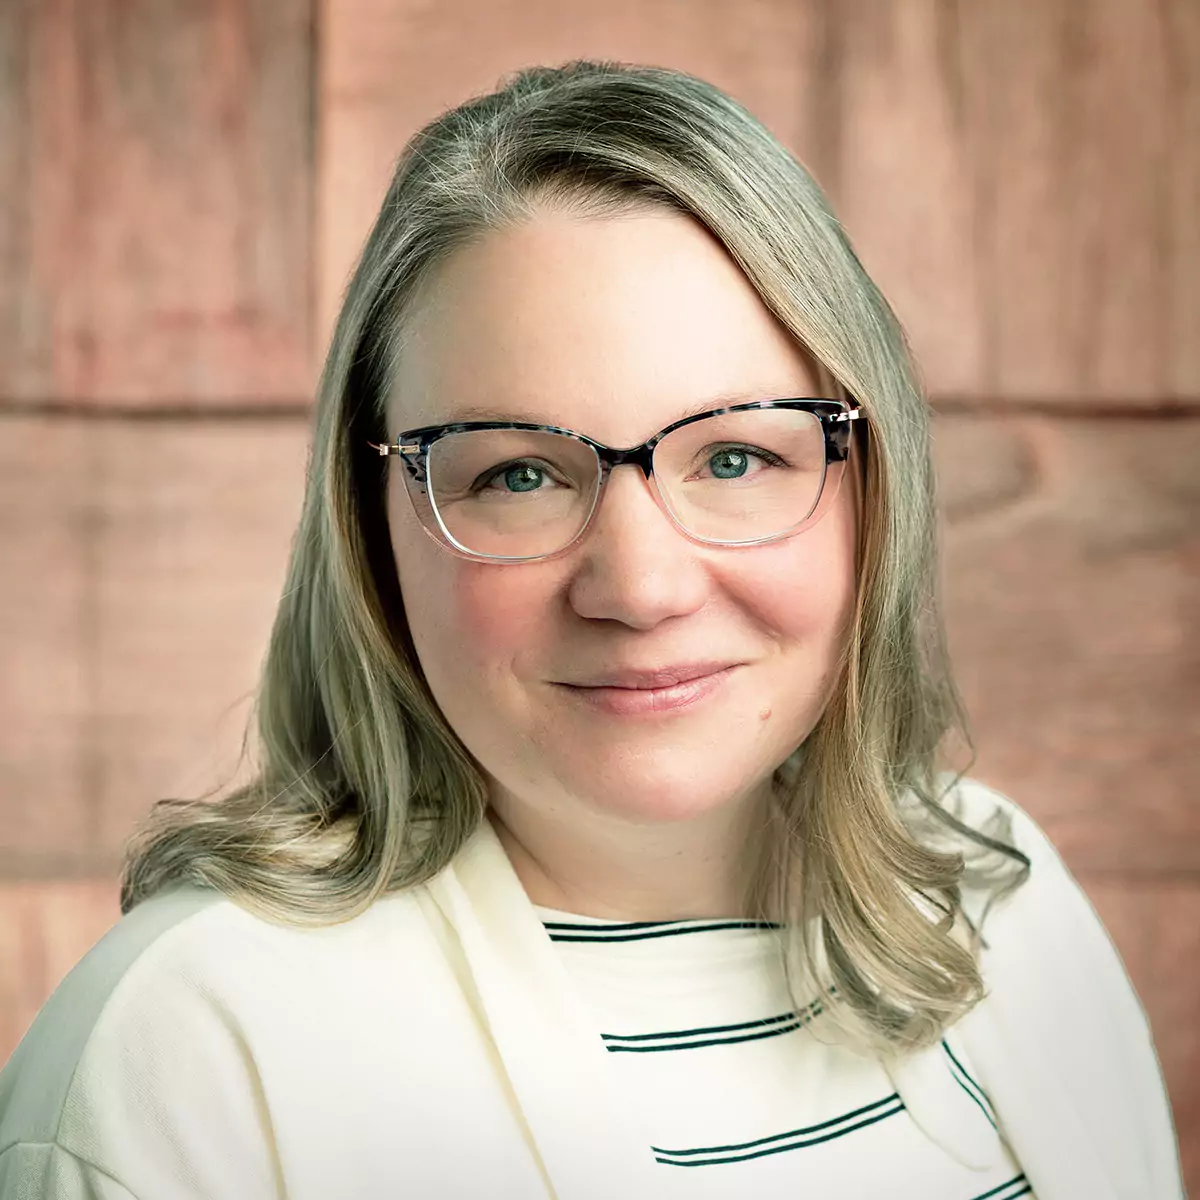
{"left": 0, "top": 62, "right": 1183, "bottom": 1199}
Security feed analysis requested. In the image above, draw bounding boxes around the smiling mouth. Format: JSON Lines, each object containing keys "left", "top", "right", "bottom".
{"left": 555, "top": 664, "right": 739, "bottom": 715}
{"left": 561, "top": 662, "right": 739, "bottom": 690}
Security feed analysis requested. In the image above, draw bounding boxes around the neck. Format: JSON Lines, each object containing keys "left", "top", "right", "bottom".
{"left": 486, "top": 785, "right": 776, "bottom": 922}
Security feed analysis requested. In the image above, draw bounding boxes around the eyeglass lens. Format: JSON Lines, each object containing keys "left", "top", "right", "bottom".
{"left": 424, "top": 408, "right": 829, "bottom": 559}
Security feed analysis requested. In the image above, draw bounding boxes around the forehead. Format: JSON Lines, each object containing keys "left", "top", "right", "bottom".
{"left": 387, "top": 207, "right": 822, "bottom": 441}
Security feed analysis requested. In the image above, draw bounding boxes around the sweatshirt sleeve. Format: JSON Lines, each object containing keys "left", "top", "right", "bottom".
{"left": 0, "top": 1143, "right": 139, "bottom": 1200}
{"left": 1008, "top": 801, "right": 1187, "bottom": 1197}
{"left": 0, "top": 897, "right": 285, "bottom": 1200}
{"left": 958, "top": 780, "right": 1187, "bottom": 1199}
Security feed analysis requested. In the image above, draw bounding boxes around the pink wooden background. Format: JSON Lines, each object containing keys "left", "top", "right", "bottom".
{"left": 2, "top": 0, "right": 1197, "bottom": 1186}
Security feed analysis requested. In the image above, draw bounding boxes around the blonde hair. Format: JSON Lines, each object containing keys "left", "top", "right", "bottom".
{"left": 121, "top": 61, "right": 1029, "bottom": 1056}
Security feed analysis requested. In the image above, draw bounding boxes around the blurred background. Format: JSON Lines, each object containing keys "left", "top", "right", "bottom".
{"left": 1, "top": 0, "right": 1197, "bottom": 1185}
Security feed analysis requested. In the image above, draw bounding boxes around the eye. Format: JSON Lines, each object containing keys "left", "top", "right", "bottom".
{"left": 691, "top": 445, "right": 787, "bottom": 481}
{"left": 709, "top": 448, "right": 752, "bottom": 479}
{"left": 473, "top": 459, "right": 565, "bottom": 495}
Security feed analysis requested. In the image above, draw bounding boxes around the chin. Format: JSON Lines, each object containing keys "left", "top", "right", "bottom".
{"left": 550, "top": 751, "right": 773, "bottom": 826}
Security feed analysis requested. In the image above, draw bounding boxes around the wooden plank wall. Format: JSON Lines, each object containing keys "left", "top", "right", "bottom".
{"left": 0, "top": 0, "right": 315, "bottom": 1049}
{"left": 2, "top": 0, "right": 1197, "bottom": 1186}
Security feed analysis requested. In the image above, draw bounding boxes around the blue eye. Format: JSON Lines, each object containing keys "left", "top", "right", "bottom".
{"left": 470, "top": 459, "right": 563, "bottom": 497}
{"left": 709, "top": 449, "right": 750, "bottom": 479}
{"left": 502, "top": 464, "right": 545, "bottom": 492}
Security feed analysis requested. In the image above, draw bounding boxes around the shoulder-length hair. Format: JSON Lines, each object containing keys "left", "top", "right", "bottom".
{"left": 121, "top": 61, "right": 1028, "bottom": 1057}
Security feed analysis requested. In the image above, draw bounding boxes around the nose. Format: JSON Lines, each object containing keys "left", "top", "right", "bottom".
{"left": 565, "top": 465, "right": 711, "bottom": 629}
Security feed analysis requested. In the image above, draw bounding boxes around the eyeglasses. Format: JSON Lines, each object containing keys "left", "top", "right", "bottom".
{"left": 370, "top": 398, "right": 863, "bottom": 563}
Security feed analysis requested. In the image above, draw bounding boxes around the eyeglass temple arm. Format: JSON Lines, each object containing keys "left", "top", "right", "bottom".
{"left": 367, "top": 441, "right": 429, "bottom": 484}
{"left": 825, "top": 404, "right": 862, "bottom": 463}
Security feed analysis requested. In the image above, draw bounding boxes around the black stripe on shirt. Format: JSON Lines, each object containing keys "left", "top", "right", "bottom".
{"left": 651, "top": 1093, "right": 905, "bottom": 1167}
{"left": 970, "top": 1174, "right": 1031, "bottom": 1200}
{"left": 942, "top": 1039, "right": 999, "bottom": 1130}
{"left": 543, "top": 917, "right": 781, "bottom": 943}
{"left": 601, "top": 1001, "right": 824, "bottom": 1053}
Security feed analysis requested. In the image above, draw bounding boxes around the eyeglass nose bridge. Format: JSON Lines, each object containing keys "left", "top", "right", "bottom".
{"left": 593, "top": 441, "right": 658, "bottom": 480}
{"left": 584, "top": 439, "right": 703, "bottom": 551}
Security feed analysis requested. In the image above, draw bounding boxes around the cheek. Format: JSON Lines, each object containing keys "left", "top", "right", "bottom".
{"left": 443, "top": 569, "right": 559, "bottom": 672}
{"left": 729, "top": 499, "right": 858, "bottom": 648}
{"left": 388, "top": 479, "right": 560, "bottom": 686}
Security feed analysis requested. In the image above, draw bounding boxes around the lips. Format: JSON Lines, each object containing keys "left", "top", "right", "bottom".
{"left": 561, "top": 662, "right": 737, "bottom": 690}
{"left": 555, "top": 663, "right": 738, "bottom": 716}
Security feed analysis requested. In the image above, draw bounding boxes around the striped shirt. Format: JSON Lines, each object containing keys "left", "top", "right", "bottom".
{"left": 539, "top": 907, "right": 1034, "bottom": 1200}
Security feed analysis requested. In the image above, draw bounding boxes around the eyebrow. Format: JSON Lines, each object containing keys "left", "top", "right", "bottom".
{"left": 443, "top": 390, "right": 809, "bottom": 427}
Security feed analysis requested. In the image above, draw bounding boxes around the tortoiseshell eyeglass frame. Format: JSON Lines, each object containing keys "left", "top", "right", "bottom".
{"left": 368, "top": 397, "right": 865, "bottom": 563}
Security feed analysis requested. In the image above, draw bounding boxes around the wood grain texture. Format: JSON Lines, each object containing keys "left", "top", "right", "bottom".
{"left": 0, "top": 0, "right": 314, "bottom": 406}
{"left": 937, "top": 413, "right": 1200, "bottom": 871}
{"left": 838, "top": 0, "right": 1200, "bottom": 403}
{"left": 319, "top": 0, "right": 1200, "bottom": 406}
{"left": 0, "top": 415, "right": 309, "bottom": 871}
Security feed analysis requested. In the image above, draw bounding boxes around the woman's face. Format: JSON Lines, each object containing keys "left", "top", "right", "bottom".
{"left": 386, "top": 205, "right": 857, "bottom": 832}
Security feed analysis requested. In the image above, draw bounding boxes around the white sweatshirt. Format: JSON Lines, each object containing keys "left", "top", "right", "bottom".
{"left": 0, "top": 780, "right": 1185, "bottom": 1199}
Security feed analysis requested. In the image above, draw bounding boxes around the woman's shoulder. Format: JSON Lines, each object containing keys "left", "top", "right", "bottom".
{"left": 1, "top": 886, "right": 221, "bottom": 1147}
{"left": 915, "top": 774, "right": 1119, "bottom": 966}
{"left": 933, "top": 774, "right": 1058, "bottom": 863}
{"left": 0, "top": 880, "right": 441, "bottom": 1173}
{"left": 931, "top": 775, "right": 1130, "bottom": 983}
{"left": 939, "top": 783, "right": 1185, "bottom": 1194}
{"left": 929, "top": 775, "right": 1075, "bottom": 898}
